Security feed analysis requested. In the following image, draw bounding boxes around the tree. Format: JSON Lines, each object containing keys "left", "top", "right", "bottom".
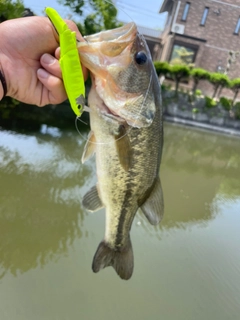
{"left": 190, "top": 68, "right": 210, "bottom": 94}
{"left": 58, "top": 0, "right": 121, "bottom": 35}
{"left": 208, "top": 72, "right": 230, "bottom": 98}
{"left": 154, "top": 61, "right": 171, "bottom": 77}
{"left": 0, "top": 0, "right": 25, "bottom": 21}
{"left": 169, "top": 64, "right": 191, "bottom": 96}
{"left": 229, "top": 78, "right": 240, "bottom": 105}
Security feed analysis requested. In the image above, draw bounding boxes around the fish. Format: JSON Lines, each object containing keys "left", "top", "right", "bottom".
{"left": 78, "top": 22, "right": 164, "bottom": 280}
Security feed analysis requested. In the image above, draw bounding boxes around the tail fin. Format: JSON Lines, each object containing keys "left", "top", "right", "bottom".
{"left": 92, "top": 240, "right": 134, "bottom": 280}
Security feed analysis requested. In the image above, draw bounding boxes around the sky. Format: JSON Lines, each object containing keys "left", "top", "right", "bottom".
{"left": 22, "top": 0, "right": 167, "bottom": 30}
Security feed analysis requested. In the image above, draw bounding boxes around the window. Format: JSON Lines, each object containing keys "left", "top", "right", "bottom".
{"left": 234, "top": 17, "right": 240, "bottom": 35}
{"left": 200, "top": 7, "right": 209, "bottom": 26}
{"left": 169, "top": 42, "right": 198, "bottom": 66}
{"left": 182, "top": 2, "right": 190, "bottom": 21}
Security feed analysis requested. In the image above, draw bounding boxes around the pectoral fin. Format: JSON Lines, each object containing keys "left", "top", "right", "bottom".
{"left": 81, "top": 131, "right": 96, "bottom": 163}
{"left": 82, "top": 185, "right": 103, "bottom": 212}
{"left": 140, "top": 177, "right": 164, "bottom": 225}
{"left": 102, "top": 113, "right": 132, "bottom": 171}
{"left": 115, "top": 126, "right": 132, "bottom": 171}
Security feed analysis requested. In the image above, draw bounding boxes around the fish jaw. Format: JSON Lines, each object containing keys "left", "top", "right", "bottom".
{"left": 78, "top": 23, "right": 156, "bottom": 127}
{"left": 77, "top": 22, "right": 137, "bottom": 75}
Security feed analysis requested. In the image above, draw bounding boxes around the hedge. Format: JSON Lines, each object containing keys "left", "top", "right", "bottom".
{"left": 154, "top": 61, "right": 240, "bottom": 102}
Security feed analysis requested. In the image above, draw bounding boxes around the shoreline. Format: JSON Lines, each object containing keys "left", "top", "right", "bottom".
{"left": 164, "top": 115, "right": 240, "bottom": 137}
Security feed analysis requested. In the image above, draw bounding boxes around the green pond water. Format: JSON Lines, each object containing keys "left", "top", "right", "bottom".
{"left": 0, "top": 122, "right": 240, "bottom": 320}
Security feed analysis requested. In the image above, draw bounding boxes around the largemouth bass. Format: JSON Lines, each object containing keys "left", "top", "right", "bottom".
{"left": 78, "top": 22, "right": 164, "bottom": 280}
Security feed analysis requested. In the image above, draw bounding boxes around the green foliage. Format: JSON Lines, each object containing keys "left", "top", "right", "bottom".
{"left": 161, "top": 83, "right": 172, "bottom": 92}
{"left": 190, "top": 68, "right": 210, "bottom": 93}
{"left": 205, "top": 96, "right": 217, "bottom": 109}
{"left": 169, "top": 64, "right": 191, "bottom": 96}
{"left": 154, "top": 61, "right": 171, "bottom": 76}
{"left": 58, "top": 0, "right": 121, "bottom": 35}
{"left": 154, "top": 61, "right": 190, "bottom": 96}
{"left": 154, "top": 61, "right": 191, "bottom": 81}
{"left": 229, "top": 78, "right": 240, "bottom": 105}
{"left": 208, "top": 72, "right": 230, "bottom": 98}
{"left": 170, "top": 64, "right": 191, "bottom": 77}
{"left": 209, "top": 72, "right": 230, "bottom": 85}
{"left": 0, "top": 0, "right": 25, "bottom": 20}
{"left": 190, "top": 68, "right": 210, "bottom": 80}
{"left": 230, "top": 78, "right": 240, "bottom": 90}
{"left": 194, "top": 89, "right": 202, "bottom": 96}
{"left": 59, "top": 0, "right": 84, "bottom": 15}
{"left": 219, "top": 97, "right": 231, "bottom": 111}
{"left": 233, "top": 102, "right": 240, "bottom": 119}
{"left": 192, "top": 108, "right": 199, "bottom": 114}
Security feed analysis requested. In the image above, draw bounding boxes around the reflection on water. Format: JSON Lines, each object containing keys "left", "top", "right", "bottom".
{"left": 0, "top": 127, "right": 92, "bottom": 278}
{"left": 0, "top": 123, "right": 240, "bottom": 320}
{"left": 137, "top": 123, "right": 240, "bottom": 236}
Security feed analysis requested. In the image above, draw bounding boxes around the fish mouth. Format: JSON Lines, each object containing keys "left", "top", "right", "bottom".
{"left": 78, "top": 22, "right": 137, "bottom": 59}
{"left": 78, "top": 23, "right": 155, "bottom": 128}
{"left": 82, "top": 22, "right": 137, "bottom": 44}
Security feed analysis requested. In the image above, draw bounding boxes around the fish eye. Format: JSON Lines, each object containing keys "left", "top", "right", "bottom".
{"left": 135, "top": 51, "right": 148, "bottom": 65}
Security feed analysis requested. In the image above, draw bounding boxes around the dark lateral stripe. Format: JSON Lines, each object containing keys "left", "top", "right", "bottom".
{"left": 115, "top": 183, "right": 135, "bottom": 249}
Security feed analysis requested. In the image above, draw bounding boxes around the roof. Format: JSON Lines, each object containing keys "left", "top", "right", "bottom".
{"left": 159, "top": 0, "right": 174, "bottom": 13}
{"left": 137, "top": 25, "right": 162, "bottom": 39}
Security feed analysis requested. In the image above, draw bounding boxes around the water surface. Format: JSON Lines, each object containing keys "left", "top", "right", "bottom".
{"left": 0, "top": 123, "right": 239, "bottom": 320}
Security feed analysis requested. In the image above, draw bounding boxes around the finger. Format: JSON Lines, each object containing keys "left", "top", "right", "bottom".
{"left": 37, "top": 68, "right": 67, "bottom": 105}
{"left": 55, "top": 47, "right": 60, "bottom": 59}
{"left": 40, "top": 53, "right": 62, "bottom": 79}
{"left": 54, "top": 46, "right": 89, "bottom": 81}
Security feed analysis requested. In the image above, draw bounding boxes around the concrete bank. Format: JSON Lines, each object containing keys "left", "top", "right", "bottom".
{"left": 164, "top": 115, "right": 240, "bottom": 137}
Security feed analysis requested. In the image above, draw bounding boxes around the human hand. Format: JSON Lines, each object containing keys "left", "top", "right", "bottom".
{"left": 0, "top": 16, "right": 87, "bottom": 106}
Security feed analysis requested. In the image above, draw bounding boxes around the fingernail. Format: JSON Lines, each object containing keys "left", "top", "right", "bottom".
{"left": 41, "top": 53, "right": 55, "bottom": 65}
{"left": 37, "top": 68, "right": 49, "bottom": 79}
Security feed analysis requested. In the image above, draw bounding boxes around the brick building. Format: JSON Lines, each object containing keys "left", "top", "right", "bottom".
{"left": 159, "top": 0, "right": 240, "bottom": 96}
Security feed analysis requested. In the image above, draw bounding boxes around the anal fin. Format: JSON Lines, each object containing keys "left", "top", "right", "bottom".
{"left": 82, "top": 185, "right": 103, "bottom": 212}
{"left": 140, "top": 177, "right": 164, "bottom": 225}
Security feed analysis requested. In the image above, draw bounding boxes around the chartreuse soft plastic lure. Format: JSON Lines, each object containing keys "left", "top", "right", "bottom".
{"left": 45, "top": 7, "right": 85, "bottom": 117}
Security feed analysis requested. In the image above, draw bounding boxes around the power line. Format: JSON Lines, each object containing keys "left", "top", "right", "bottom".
{"left": 116, "top": 0, "right": 161, "bottom": 17}
{"left": 116, "top": 3, "right": 163, "bottom": 22}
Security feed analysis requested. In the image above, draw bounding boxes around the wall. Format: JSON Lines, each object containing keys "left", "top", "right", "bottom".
{"left": 159, "top": 0, "right": 240, "bottom": 97}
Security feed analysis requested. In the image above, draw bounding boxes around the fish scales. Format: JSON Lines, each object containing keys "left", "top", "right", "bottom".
{"left": 89, "top": 91, "right": 162, "bottom": 246}
{"left": 79, "top": 22, "right": 164, "bottom": 280}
